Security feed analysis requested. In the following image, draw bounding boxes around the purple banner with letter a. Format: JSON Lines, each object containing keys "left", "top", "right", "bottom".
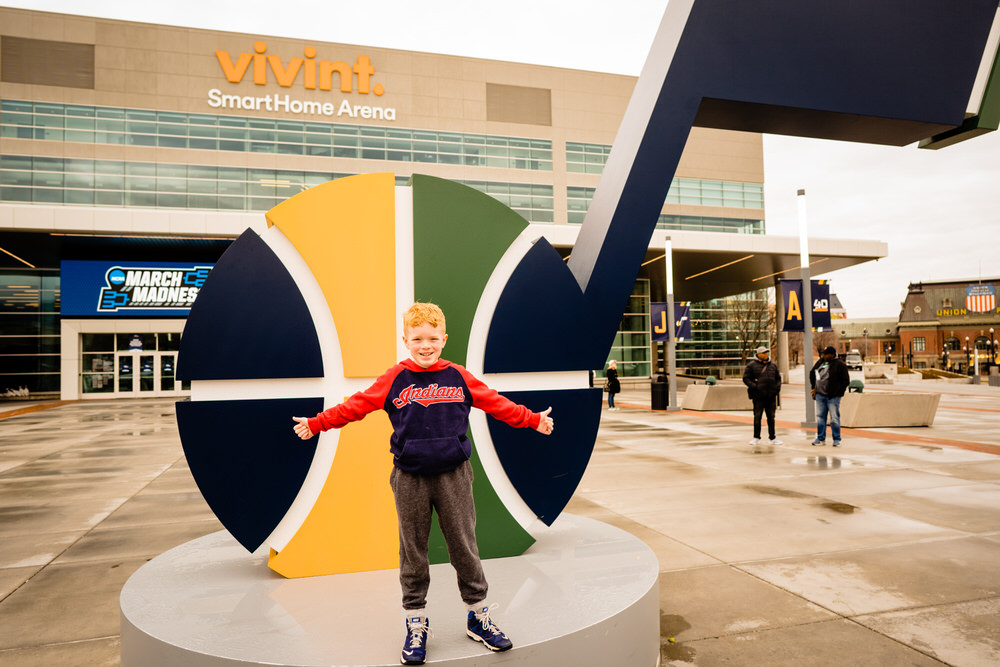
{"left": 781, "top": 280, "right": 831, "bottom": 331}
{"left": 651, "top": 302, "right": 691, "bottom": 342}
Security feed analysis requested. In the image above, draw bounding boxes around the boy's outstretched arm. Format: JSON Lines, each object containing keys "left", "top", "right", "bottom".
{"left": 292, "top": 416, "right": 314, "bottom": 440}
{"left": 535, "top": 407, "right": 554, "bottom": 435}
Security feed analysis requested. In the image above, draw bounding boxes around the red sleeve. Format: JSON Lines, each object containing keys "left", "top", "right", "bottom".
{"left": 455, "top": 365, "right": 540, "bottom": 430}
{"left": 307, "top": 364, "right": 401, "bottom": 433}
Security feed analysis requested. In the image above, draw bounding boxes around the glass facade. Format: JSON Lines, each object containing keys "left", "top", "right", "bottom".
{"left": 677, "top": 291, "right": 770, "bottom": 378}
{"left": 567, "top": 186, "right": 764, "bottom": 233}
{"left": 600, "top": 288, "right": 770, "bottom": 380}
{"left": 1, "top": 100, "right": 553, "bottom": 170}
{"left": 0, "top": 269, "right": 60, "bottom": 394}
{"left": 0, "top": 155, "right": 555, "bottom": 222}
{"left": 598, "top": 280, "right": 651, "bottom": 380}
{"left": 458, "top": 181, "right": 553, "bottom": 223}
{"left": 567, "top": 144, "right": 763, "bottom": 209}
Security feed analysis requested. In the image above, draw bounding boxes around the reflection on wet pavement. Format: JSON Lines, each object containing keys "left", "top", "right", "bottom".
{"left": 2, "top": 391, "right": 999, "bottom": 665}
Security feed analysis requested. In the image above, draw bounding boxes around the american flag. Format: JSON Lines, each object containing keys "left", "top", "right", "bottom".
{"left": 966, "top": 284, "right": 996, "bottom": 313}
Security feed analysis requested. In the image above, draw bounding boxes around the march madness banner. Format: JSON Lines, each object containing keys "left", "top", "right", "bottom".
{"left": 61, "top": 260, "right": 213, "bottom": 316}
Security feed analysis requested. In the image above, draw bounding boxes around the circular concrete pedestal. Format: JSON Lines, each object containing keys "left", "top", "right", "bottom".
{"left": 120, "top": 514, "right": 659, "bottom": 666}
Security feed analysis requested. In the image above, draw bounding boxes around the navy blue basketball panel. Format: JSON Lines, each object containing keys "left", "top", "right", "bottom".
{"left": 175, "top": 397, "right": 322, "bottom": 552}
{"left": 487, "top": 388, "right": 602, "bottom": 526}
{"left": 177, "top": 229, "right": 322, "bottom": 381}
{"left": 485, "top": 238, "right": 605, "bottom": 372}
{"left": 683, "top": 0, "right": 995, "bottom": 139}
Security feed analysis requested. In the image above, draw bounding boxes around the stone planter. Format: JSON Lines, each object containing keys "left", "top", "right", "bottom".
{"left": 839, "top": 392, "right": 940, "bottom": 427}
{"left": 682, "top": 384, "right": 753, "bottom": 411}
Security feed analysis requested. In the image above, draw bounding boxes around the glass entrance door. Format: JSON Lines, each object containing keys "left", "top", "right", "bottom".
{"left": 160, "top": 354, "right": 176, "bottom": 391}
{"left": 81, "top": 331, "right": 188, "bottom": 398}
{"left": 116, "top": 352, "right": 158, "bottom": 395}
{"left": 118, "top": 354, "right": 134, "bottom": 393}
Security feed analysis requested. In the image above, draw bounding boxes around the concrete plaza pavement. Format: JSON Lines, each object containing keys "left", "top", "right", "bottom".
{"left": 0, "top": 378, "right": 998, "bottom": 666}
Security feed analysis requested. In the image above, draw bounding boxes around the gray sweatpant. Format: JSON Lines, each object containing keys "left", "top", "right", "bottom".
{"left": 389, "top": 460, "right": 488, "bottom": 610}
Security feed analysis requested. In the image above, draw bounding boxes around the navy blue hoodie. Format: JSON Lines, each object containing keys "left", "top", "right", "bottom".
{"left": 307, "top": 358, "right": 540, "bottom": 475}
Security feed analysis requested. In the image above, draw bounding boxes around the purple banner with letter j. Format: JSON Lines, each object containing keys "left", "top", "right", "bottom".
{"left": 651, "top": 302, "right": 691, "bottom": 342}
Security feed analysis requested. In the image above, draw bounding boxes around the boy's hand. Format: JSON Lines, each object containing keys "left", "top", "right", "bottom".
{"left": 535, "top": 407, "right": 554, "bottom": 435}
{"left": 292, "top": 416, "right": 314, "bottom": 440}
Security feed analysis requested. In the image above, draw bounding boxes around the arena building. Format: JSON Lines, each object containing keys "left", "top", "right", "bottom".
{"left": 0, "top": 7, "right": 884, "bottom": 399}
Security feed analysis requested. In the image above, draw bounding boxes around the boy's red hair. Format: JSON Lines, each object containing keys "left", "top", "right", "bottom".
{"left": 403, "top": 302, "right": 446, "bottom": 333}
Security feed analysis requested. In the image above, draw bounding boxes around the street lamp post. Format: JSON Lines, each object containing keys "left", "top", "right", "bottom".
{"left": 863, "top": 328, "right": 868, "bottom": 361}
{"left": 965, "top": 336, "right": 970, "bottom": 373}
{"left": 990, "top": 328, "right": 996, "bottom": 369}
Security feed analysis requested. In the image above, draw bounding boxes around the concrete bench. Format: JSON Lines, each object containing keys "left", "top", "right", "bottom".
{"left": 839, "top": 392, "right": 940, "bottom": 427}
{"left": 682, "top": 384, "right": 753, "bottom": 411}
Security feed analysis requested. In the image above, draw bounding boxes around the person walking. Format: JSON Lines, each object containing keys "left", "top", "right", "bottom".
{"left": 605, "top": 360, "right": 621, "bottom": 411}
{"left": 742, "top": 346, "right": 782, "bottom": 445}
{"left": 809, "top": 345, "right": 851, "bottom": 447}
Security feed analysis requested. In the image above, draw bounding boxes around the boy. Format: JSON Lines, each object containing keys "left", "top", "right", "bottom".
{"left": 292, "top": 302, "right": 554, "bottom": 665}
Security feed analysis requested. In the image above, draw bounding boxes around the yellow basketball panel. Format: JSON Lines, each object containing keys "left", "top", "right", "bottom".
{"left": 268, "top": 411, "right": 398, "bottom": 577}
{"left": 265, "top": 173, "right": 397, "bottom": 378}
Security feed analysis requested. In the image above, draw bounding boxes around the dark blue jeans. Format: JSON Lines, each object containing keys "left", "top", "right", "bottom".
{"left": 815, "top": 394, "right": 842, "bottom": 442}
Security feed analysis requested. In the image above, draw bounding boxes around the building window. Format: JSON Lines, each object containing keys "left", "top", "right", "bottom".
{"left": 912, "top": 337, "right": 926, "bottom": 352}
{"left": 942, "top": 297, "right": 953, "bottom": 308}
{"left": 1, "top": 99, "right": 553, "bottom": 171}
{"left": 0, "top": 269, "right": 60, "bottom": 395}
{"left": 566, "top": 186, "right": 764, "bottom": 234}
{"left": 458, "top": 181, "right": 553, "bottom": 223}
{"left": 943, "top": 336, "right": 960, "bottom": 351}
{"left": 0, "top": 155, "right": 555, "bottom": 220}
{"left": 565, "top": 141, "right": 612, "bottom": 174}
{"left": 598, "top": 280, "right": 650, "bottom": 379}
{"left": 566, "top": 142, "right": 763, "bottom": 209}
{"left": 676, "top": 291, "right": 769, "bottom": 378}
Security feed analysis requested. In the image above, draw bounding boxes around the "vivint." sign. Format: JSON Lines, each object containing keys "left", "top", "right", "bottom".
{"left": 208, "top": 41, "right": 396, "bottom": 120}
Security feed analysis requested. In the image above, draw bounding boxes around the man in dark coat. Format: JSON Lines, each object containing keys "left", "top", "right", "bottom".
{"left": 742, "top": 346, "right": 782, "bottom": 445}
{"left": 809, "top": 345, "right": 851, "bottom": 447}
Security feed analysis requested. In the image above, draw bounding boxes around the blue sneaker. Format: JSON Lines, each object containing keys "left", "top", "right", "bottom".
{"left": 811, "top": 439, "right": 825, "bottom": 446}
{"left": 467, "top": 604, "right": 513, "bottom": 652}
{"left": 401, "top": 616, "right": 429, "bottom": 665}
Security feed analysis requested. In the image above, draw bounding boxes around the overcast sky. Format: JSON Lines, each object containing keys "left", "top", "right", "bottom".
{"left": 7, "top": 0, "right": 1000, "bottom": 318}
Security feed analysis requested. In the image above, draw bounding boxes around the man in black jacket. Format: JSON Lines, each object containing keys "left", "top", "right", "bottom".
{"left": 742, "top": 346, "right": 782, "bottom": 445}
{"left": 809, "top": 346, "right": 851, "bottom": 447}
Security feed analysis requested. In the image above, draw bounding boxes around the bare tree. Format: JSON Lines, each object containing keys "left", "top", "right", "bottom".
{"left": 726, "top": 289, "right": 774, "bottom": 366}
{"left": 786, "top": 330, "right": 840, "bottom": 366}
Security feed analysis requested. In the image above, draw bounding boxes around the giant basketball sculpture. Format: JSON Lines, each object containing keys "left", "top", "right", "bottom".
{"left": 176, "top": 0, "right": 999, "bottom": 579}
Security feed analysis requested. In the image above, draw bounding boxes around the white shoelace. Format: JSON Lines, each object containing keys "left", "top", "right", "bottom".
{"left": 406, "top": 620, "right": 429, "bottom": 648}
{"left": 473, "top": 603, "right": 504, "bottom": 635}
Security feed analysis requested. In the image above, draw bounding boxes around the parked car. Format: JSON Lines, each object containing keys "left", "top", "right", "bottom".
{"left": 844, "top": 351, "right": 863, "bottom": 371}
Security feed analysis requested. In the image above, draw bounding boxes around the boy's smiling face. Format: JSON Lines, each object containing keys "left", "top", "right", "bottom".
{"left": 403, "top": 321, "right": 448, "bottom": 368}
